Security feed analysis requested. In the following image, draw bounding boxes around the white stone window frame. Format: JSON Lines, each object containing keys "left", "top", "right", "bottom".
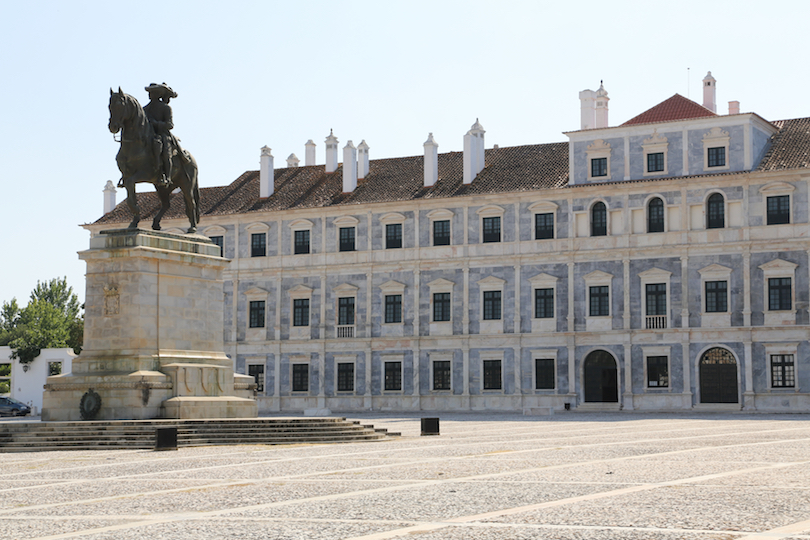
{"left": 289, "top": 218, "right": 314, "bottom": 255}
{"left": 638, "top": 268, "right": 672, "bottom": 330}
{"left": 759, "top": 259, "right": 798, "bottom": 326}
{"left": 478, "top": 275, "right": 506, "bottom": 335}
{"left": 759, "top": 182, "right": 795, "bottom": 226}
{"left": 584, "top": 270, "right": 613, "bottom": 332}
{"left": 245, "top": 286, "right": 270, "bottom": 341}
{"left": 333, "top": 283, "right": 359, "bottom": 338}
{"left": 429, "top": 352, "right": 453, "bottom": 393}
{"left": 380, "top": 280, "right": 406, "bottom": 326}
{"left": 289, "top": 284, "right": 313, "bottom": 340}
{"left": 702, "top": 127, "right": 730, "bottom": 171}
{"left": 333, "top": 354, "right": 358, "bottom": 395}
{"left": 642, "top": 345, "right": 671, "bottom": 392}
{"left": 528, "top": 201, "right": 558, "bottom": 240}
{"left": 586, "top": 139, "right": 612, "bottom": 181}
{"left": 588, "top": 198, "right": 612, "bottom": 237}
{"left": 528, "top": 273, "right": 558, "bottom": 333}
{"left": 477, "top": 204, "right": 505, "bottom": 244}
{"left": 203, "top": 225, "right": 227, "bottom": 254}
{"left": 703, "top": 190, "right": 728, "bottom": 230}
{"left": 480, "top": 350, "right": 505, "bottom": 393}
{"left": 246, "top": 359, "right": 266, "bottom": 395}
{"left": 529, "top": 348, "right": 558, "bottom": 392}
{"left": 642, "top": 130, "right": 669, "bottom": 177}
{"left": 290, "top": 355, "right": 310, "bottom": 394}
{"left": 427, "top": 209, "right": 454, "bottom": 246}
{"left": 763, "top": 342, "right": 799, "bottom": 392}
{"left": 246, "top": 222, "right": 270, "bottom": 258}
{"left": 427, "top": 278, "right": 454, "bottom": 335}
{"left": 698, "top": 264, "right": 732, "bottom": 328}
{"left": 382, "top": 353, "right": 405, "bottom": 394}
{"left": 643, "top": 193, "right": 669, "bottom": 233}
{"left": 380, "top": 212, "right": 406, "bottom": 250}
{"left": 334, "top": 215, "right": 360, "bottom": 252}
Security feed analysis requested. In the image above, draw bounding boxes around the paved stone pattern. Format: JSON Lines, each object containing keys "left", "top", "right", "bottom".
{"left": 1, "top": 413, "right": 809, "bottom": 539}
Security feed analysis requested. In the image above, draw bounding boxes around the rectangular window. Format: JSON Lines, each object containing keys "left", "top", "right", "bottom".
{"left": 293, "top": 298, "right": 310, "bottom": 327}
{"left": 705, "top": 281, "right": 728, "bottom": 313}
{"left": 48, "top": 362, "right": 62, "bottom": 376}
{"left": 482, "top": 216, "right": 501, "bottom": 243}
{"left": 645, "top": 283, "right": 667, "bottom": 316}
{"left": 535, "top": 359, "right": 555, "bottom": 390}
{"left": 249, "top": 300, "right": 265, "bottom": 328}
{"left": 707, "top": 147, "right": 726, "bottom": 167}
{"left": 251, "top": 233, "right": 266, "bottom": 257}
{"left": 432, "top": 360, "right": 451, "bottom": 391}
{"left": 433, "top": 220, "right": 450, "bottom": 246}
{"left": 534, "top": 288, "right": 554, "bottom": 319}
{"left": 339, "top": 227, "right": 355, "bottom": 252}
{"left": 294, "top": 230, "right": 310, "bottom": 254}
{"left": 589, "top": 286, "right": 609, "bottom": 316}
{"left": 771, "top": 354, "right": 795, "bottom": 388}
{"left": 534, "top": 213, "right": 554, "bottom": 240}
{"left": 384, "top": 361, "right": 402, "bottom": 391}
{"left": 338, "top": 297, "right": 355, "bottom": 326}
{"left": 248, "top": 364, "right": 265, "bottom": 393}
{"left": 483, "top": 360, "right": 502, "bottom": 390}
{"left": 483, "top": 290, "right": 502, "bottom": 320}
{"left": 767, "top": 195, "right": 790, "bottom": 225}
{"left": 337, "top": 362, "right": 354, "bottom": 392}
{"left": 386, "top": 223, "right": 402, "bottom": 249}
{"left": 385, "top": 294, "right": 402, "bottom": 323}
{"left": 433, "top": 292, "right": 451, "bottom": 322}
{"left": 210, "top": 235, "right": 224, "bottom": 256}
{"left": 591, "top": 157, "right": 607, "bottom": 177}
{"left": 292, "top": 364, "right": 309, "bottom": 392}
{"left": 768, "top": 277, "right": 792, "bottom": 311}
{"left": 647, "top": 356, "right": 669, "bottom": 388}
{"left": 0, "top": 363, "right": 10, "bottom": 394}
{"left": 647, "top": 152, "right": 665, "bottom": 173}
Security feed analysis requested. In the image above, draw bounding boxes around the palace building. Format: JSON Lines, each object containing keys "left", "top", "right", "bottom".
{"left": 90, "top": 73, "right": 810, "bottom": 413}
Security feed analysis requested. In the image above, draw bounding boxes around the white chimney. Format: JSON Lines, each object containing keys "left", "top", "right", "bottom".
{"left": 463, "top": 119, "right": 485, "bottom": 184}
{"left": 287, "top": 153, "right": 300, "bottom": 167}
{"left": 325, "top": 131, "right": 338, "bottom": 173}
{"left": 305, "top": 139, "right": 316, "bottom": 166}
{"left": 343, "top": 140, "right": 357, "bottom": 192}
{"left": 703, "top": 71, "right": 717, "bottom": 112}
{"left": 594, "top": 82, "right": 609, "bottom": 128}
{"left": 357, "top": 140, "right": 369, "bottom": 179}
{"left": 260, "top": 146, "right": 274, "bottom": 198}
{"left": 423, "top": 133, "right": 438, "bottom": 187}
{"left": 728, "top": 100, "right": 740, "bottom": 115}
{"left": 103, "top": 180, "right": 116, "bottom": 214}
{"left": 579, "top": 89, "right": 596, "bottom": 130}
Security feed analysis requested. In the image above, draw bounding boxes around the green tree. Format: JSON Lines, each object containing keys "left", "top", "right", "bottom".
{"left": 0, "top": 278, "right": 83, "bottom": 364}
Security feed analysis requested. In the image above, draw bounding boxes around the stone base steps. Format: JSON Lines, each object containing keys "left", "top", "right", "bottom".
{"left": 0, "top": 418, "right": 399, "bottom": 452}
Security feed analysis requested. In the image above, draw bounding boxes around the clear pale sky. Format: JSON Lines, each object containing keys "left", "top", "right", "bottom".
{"left": 1, "top": 0, "right": 808, "bottom": 305}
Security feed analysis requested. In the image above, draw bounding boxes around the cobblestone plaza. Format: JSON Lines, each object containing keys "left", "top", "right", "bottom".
{"left": 1, "top": 413, "right": 809, "bottom": 539}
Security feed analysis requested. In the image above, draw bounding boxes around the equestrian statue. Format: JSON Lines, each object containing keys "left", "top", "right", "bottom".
{"left": 108, "top": 83, "right": 200, "bottom": 233}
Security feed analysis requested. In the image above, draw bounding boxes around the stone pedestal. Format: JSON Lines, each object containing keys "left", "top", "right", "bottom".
{"left": 42, "top": 229, "right": 257, "bottom": 421}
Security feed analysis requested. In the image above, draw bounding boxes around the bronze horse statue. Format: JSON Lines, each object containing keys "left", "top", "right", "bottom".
{"left": 108, "top": 88, "right": 200, "bottom": 233}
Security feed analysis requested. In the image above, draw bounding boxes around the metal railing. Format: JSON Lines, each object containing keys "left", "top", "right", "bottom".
{"left": 336, "top": 325, "right": 355, "bottom": 338}
{"left": 645, "top": 315, "right": 667, "bottom": 329}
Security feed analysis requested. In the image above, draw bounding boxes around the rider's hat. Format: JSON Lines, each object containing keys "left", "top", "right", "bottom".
{"left": 145, "top": 82, "right": 178, "bottom": 99}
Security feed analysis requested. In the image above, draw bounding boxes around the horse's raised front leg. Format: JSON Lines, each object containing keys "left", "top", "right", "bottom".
{"left": 152, "top": 185, "right": 172, "bottom": 231}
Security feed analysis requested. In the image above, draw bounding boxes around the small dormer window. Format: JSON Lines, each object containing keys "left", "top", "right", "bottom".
{"left": 591, "top": 158, "right": 607, "bottom": 177}
{"left": 702, "top": 128, "right": 730, "bottom": 171}
{"left": 647, "top": 153, "right": 665, "bottom": 172}
{"left": 586, "top": 139, "right": 611, "bottom": 181}
{"left": 707, "top": 147, "right": 726, "bottom": 168}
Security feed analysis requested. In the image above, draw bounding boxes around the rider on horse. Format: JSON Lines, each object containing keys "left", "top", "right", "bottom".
{"left": 144, "top": 82, "right": 180, "bottom": 187}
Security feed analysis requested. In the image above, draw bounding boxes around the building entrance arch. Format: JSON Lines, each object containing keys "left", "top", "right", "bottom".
{"left": 583, "top": 350, "right": 619, "bottom": 403}
{"left": 699, "top": 347, "right": 739, "bottom": 403}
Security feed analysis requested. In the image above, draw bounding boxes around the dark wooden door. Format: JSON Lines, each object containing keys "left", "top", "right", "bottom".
{"left": 584, "top": 351, "right": 618, "bottom": 402}
{"left": 699, "top": 348, "right": 738, "bottom": 403}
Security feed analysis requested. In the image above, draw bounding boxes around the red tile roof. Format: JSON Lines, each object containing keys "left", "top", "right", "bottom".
{"left": 621, "top": 94, "right": 717, "bottom": 126}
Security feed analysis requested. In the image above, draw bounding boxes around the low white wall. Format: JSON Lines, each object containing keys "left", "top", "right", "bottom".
{"left": 1, "top": 346, "right": 75, "bottom": 415}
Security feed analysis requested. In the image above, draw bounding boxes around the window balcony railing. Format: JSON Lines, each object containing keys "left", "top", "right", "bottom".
{"left": 336, "top": 325, "right": 355, "bottom": 338}
{"left": 645, "top": 315, "right": 667, "bottom": 329}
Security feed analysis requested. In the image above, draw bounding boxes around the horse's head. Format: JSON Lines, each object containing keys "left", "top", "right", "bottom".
{"left": 108, "top": 87, "right": 130, "bottom": 134}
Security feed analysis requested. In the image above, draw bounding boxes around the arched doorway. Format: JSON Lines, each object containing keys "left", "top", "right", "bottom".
{"left": 583, "top": 350, "right": 619, "bottom": 402}
{"left": 699, "top": 347, "right": 738, "bottom": 403}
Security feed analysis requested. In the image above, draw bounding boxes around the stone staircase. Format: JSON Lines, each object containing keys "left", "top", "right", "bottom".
{"left": 0, "top": 418, "right": 399, "bottom": 452}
